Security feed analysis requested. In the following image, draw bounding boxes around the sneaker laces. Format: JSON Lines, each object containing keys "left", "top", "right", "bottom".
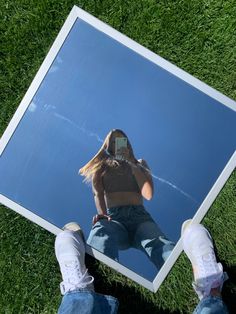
{"left": 60, "top": 260, "right": 94, "bottom": 295}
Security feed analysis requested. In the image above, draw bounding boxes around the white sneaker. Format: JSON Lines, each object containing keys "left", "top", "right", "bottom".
{"left": 63, "top": 222, "right": 85, "bottom": 241}
{"left": 181, "top": 221, "right": 227, "bottom": 300}
{"left": 55, "top": 223, "right": 94, "bottom": 295}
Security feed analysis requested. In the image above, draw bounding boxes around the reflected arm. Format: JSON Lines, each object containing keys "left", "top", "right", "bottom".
{"left": 92, "top": 170, "right": 107, "bottom": 215}
{"left": 131, "top": 159, "right": 154, "bottom": 200}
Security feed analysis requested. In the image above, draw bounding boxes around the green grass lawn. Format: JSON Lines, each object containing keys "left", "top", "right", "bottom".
{"left": 0, "top": 0, "right": 235, "bottom": 313}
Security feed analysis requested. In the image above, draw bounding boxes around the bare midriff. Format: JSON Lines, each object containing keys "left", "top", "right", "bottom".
{"left": 105, "top": 191, "right": 143, "bottom": 208}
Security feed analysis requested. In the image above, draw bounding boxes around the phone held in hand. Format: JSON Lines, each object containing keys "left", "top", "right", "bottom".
{"left": 115, "top": 137, "right": 127, "bottom": 160}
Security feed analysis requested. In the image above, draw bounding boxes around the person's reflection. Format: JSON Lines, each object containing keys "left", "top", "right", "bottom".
{"left": 79, "top": 129, "right": 174, "bottom": 270}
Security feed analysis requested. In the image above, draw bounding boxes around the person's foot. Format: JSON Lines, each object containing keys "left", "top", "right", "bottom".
{"left": 181, "top": 220, "right": 226, "bottom": 300}
{"left": 55, "top": 222, "right": 94, "bottom": 295}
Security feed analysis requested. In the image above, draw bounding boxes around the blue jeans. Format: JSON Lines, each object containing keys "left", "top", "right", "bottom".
{"left": 57, "top": 289, "right": 228, "bottom": 314}
{"left": 87, "top": 205, "right": 175, "bottom": 269}
{"left": 193, "top": 296, "right": 228, "bottom": 314}
{"left": 58, "top": 289, "right": 119, "bottom": 314}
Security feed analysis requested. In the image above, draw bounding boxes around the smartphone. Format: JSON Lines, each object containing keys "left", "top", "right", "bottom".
{"left": 115, "top": 137, "right": 127, "bottom": 160}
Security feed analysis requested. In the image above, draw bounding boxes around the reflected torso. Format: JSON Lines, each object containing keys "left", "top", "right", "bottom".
{"left": 105, "top": 191, "right": 143, "bottom": 208}
{"left": 102, "top": 160, "right": 143, "bottom": 208}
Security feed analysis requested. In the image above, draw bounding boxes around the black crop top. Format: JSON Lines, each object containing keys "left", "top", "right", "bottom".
{"left": 102, "top": 161, "right": 140, "bottom": 194}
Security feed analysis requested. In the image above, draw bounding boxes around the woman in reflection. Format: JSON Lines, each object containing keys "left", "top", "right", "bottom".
{"left": 79, "top": 129, "right": 174, "bottom": 269}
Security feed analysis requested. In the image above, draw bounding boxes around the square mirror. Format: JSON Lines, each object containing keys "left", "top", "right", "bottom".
{"left": 0, "top": 6, "right": 235, "bottom": 292}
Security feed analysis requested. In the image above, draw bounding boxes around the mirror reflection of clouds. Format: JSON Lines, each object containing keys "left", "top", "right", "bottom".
{"left": 0, "top": 18, "right": 236, "bottom": 280}
{"left": 54, "top": 113, "right": 104, "bottom": 143}
{"left": 48, "top": 65, "right": 59, "bottom": 74}
{"left": 28, "top": 101, "right": 37, "bottom": 113}
{"left": 48, "top": 56, "right": 63, "bottom": 74}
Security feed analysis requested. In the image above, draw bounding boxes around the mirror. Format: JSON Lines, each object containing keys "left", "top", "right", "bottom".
{"left": 0, "top": 6, "right": 235, "bottom": 290}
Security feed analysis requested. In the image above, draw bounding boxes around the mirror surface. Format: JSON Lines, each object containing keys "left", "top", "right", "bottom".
{"left": 0, "top": 18, "right": 236, "bottom": 281}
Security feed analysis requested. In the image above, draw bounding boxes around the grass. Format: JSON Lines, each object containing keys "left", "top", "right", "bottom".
{"left": 0, "top": 0, "right": 235, "bottom": 313}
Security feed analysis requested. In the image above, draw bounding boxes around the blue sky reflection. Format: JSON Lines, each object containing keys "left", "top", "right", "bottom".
{"left": 0, "top": 19, "right": 236, "bottom": 280}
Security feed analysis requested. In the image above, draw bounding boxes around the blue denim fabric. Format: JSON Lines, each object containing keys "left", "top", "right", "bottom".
{"left": 87, "top": 205, "right": 175, "bottom": 269}
{"left": 58, "top": 290, "right": 119, "bottom": 314}
{"left": 193, "top": 296, "right": 228, "bottom": 314}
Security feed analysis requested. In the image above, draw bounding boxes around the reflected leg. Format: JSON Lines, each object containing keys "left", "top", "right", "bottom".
{"left": 133, "top": 221, "right": 175, "bottom": 269}
{"left": 87, "top": 219, "right": 130, "bottom": 261}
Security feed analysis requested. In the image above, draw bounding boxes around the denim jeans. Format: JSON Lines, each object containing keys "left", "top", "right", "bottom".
{"left": 58, "top": 289, "right": 119, "bottom": 314}
{"left": 87, "top": 205, "right": 175, "bottom": 269}
{"left": 193, "top": 296, "right": 229, "bottom": 314}
{"left": 58, "top": 289, "right": 228, "bottom": 314}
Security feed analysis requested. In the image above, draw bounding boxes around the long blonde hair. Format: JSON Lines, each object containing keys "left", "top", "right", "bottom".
{"left": 79, "top": 129, "right": 137, "bottom": 182}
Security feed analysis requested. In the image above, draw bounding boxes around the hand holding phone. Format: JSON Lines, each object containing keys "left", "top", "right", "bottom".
{"left": 115, "top": 137, "right": 128, "bottom": 160}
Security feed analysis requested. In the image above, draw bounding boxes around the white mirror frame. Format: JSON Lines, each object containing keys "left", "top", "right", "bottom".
{"left": 0, "top": 5, "right": 235, "bottom": 292}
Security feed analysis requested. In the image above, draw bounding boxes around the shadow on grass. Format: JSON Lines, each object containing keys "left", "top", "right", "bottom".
{"left": 213, "top": 240, "right": 236, "bottom": 314}
{"left": 85, "top": 254, "right": 184, "bottom": 314}
{"left": 220, "top": 262, "right": 236, "bottom": 314}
